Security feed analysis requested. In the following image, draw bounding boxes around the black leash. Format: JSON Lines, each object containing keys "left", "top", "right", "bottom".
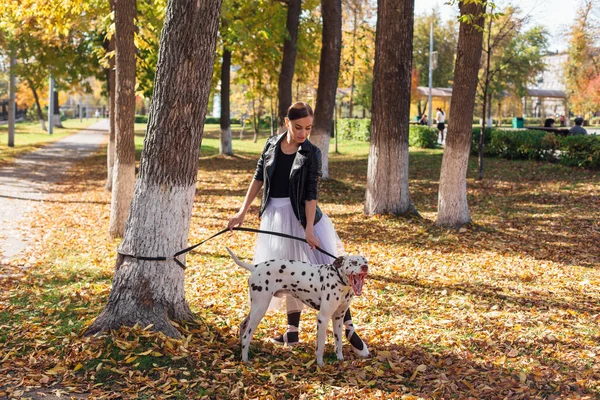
{"left": 118, "top": 227, "right": 338, "bottom": 270}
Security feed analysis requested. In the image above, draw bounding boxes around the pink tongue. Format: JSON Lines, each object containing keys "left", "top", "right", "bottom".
{"left": 352, "top": 275, "right": 364, "bottom": 296}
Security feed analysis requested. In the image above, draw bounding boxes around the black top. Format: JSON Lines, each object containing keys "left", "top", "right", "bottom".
{"left": 269, "top": 146, "right": 296, "bottom": 198}
{"left": 253, "top": 132, "right": 323, "bottom": 228}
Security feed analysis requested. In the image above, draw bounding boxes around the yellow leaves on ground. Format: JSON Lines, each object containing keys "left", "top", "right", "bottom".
{"left": 0, "top": 135, "right": 599, "bottom": 398}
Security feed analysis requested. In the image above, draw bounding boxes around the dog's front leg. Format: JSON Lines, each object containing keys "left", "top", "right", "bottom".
{"left": 315, "top": 311, "right": 331, "bottom": 367}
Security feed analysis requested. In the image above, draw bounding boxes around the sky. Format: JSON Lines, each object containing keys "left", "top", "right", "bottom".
{"left": 413, "top": 0, "right": 582, "bottom": 52}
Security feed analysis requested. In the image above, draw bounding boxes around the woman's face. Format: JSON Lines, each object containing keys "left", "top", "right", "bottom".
{"left": 286, "top": 116, "right": 313, "bottom": 144}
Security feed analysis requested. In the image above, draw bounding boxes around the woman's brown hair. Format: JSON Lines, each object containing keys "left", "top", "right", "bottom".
{"left": 287, "top": 101, "right": 314, "bottom": 121}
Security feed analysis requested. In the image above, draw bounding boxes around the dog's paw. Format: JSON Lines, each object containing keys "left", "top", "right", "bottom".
{"left": 316, "top": 356, "right": 324, "bottom": 367}
{"left": 336, "top": 353, "right": 344, "bottom": 361}
{"left": 353, "top": 345, "right": 369, "bottom": 358}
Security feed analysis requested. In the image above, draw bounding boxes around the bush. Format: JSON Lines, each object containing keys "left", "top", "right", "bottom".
{"left": 135, "top": 115, "right": 148, "bottom": 123}
{"left": 336, "top": 119, "right": 371, "bottom": 141}
{"left": 486, "top": 129, "right": 557, "bottom": 160}
{"left": 559, "top": 135, "right": 600, "bottom": 169}
{"left": 409, "top": 125, "right": 438, "bottom": 148}
{"left": 335, "top": 119, "right": 438, "bottom": 148}
{"left": 471, "top": 127, "right": 493, "bottom": 155}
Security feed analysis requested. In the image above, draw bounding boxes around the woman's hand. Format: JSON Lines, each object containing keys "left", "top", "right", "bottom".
{"left": 228, "top": 211, "right": 246, "bottom": 231}
{"left": 305, "top": 227, "right": 319, "bottom": 250}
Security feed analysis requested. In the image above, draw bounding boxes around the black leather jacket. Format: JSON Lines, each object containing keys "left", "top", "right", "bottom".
{"left": 253, "top": 132, "right": 323, "bottom": 228}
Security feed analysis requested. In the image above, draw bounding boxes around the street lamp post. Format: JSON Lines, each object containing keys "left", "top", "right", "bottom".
{"left": 48, "top": 76, "right": 54, "bottom": 135}
{"left": 427, "top": 22, "right": 434, "bottom": 128}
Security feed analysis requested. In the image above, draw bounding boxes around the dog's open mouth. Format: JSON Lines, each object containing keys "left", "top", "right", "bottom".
{"left": 349, "top": 272, "right": 367, "bottom": 296}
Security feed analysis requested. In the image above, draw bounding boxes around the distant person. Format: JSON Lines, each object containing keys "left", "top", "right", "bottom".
{"left": 559, "top": 114, "right": 566, "bottom": 127}
{"left": 569, "top": 117, "right": 587, "bottom": 135}
{"left": 94, "top": 109, "right": 100, "bottom": 119}
{"left": 543, "top": 118, "right": 555, "bottom": 128}
{"left": 418, "top": 113, "right": 428, "bottom": 125}
{"left": 436, "top": 107, "right": 446, "bottom": 141}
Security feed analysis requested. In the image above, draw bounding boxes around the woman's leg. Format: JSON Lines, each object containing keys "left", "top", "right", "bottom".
{"left": 272, "top": 295, "right": 303, "bottom": 345}
{"left": 344, "top": 308, "right": 369, "bottom": 357}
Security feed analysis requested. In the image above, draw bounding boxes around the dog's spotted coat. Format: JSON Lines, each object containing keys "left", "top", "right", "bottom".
{"left": 226, "top": 247, "right": 368, "bottom": 366}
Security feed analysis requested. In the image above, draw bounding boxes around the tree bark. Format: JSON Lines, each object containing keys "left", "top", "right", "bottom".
{"left": 109, "top": 0, "right": 137, "bottom": 238}
{"left": 27, "top": 78, "right": 47, "bottom": 132}
{"left": 8, "top": 51, "right": 16, "bottom": 148}
{"left": 364, "top": 0, "right": 418, "bottom": 216}
{"left": 478, "top": 10, "right": 492, "bottom": 181}
{"left": 436, "top": 0, "right": 485, "bottom": 228}
{"left": 277, "top": 0, "right": 301, "bottom": 132}
{"left": 348, "top": 9, "right": 358, "bottom": 118}
{"left": 311, "top": 0, "right": 342, "bottom": 179}
{"left": 220, "top": 48, "right": 233, "bottom": 155}
{"left": 87, "top": 0, "right": 222, "bottom": 338}
{"left": 106, "top": 0, "right": 117, "bottom": 191}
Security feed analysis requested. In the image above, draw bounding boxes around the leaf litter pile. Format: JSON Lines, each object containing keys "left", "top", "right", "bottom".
{"left": 0, "top": 139, "right": 599, "bottom": 399}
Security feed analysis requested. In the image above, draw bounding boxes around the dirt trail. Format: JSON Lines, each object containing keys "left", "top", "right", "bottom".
{"left": 0, "top": 120, "right": 108, "bottom": 277}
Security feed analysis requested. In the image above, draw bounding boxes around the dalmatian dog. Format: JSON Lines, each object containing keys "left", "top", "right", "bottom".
{"left": 225, "top": 247, "right": 368, "bottom": 367}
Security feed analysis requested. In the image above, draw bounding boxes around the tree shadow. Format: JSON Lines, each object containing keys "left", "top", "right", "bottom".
{"left": 368, "top": 273, "right": 600, "bottom": 316}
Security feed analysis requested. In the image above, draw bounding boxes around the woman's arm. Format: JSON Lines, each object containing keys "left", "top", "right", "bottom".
{"left": 227, "top": 179, "right": 263, "bottom": 230}
{"left": 304, "top": 199, "right": 319, "bottom": 249}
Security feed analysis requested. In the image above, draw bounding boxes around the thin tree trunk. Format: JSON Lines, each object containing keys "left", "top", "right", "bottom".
{"left": 240, "top": 116, "right": 245, "bottom": 140}
{"left": 106, "top": 9, "right": 116, "bottom": 191}
{"left": 365, "top": 0, "right": 418, "bottom": 216}
{"left": 7, "top": 51, "right": 16, "bottom": 147}
{"left": 252, "top": 98, "right": 259, "bottom": 143}
{"left": 478, "top": 10, "right": 492, "bottom": 181}
{"left": 87, "top": 0, "right": 222, "bottom": 338}
{"left": 27, "top": 79, "right": 47, "bottom": 131}
{"left": 109, "top": 0, "right": 137, "bottom": 238}
{"left": 220, "top": 48, "right": 233, "bottom": 155}
{"left": 311, "top": 0, "right": 342, "bottom": 179}
{"left": 348, "top": 9, "right": 358, "bottom": 118}
{"left": 278, "top": 0, "right": 301, "bottom": 132}
{"left": 270, "top": 98, "right": 275, "bottom": 136}
{"left": 436, "top": 0, "right": 485, "bottom": 228}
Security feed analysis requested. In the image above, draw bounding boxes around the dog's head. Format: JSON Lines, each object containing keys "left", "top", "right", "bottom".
{"left": 333, "top": 255, "right": 368, "bottom": 296}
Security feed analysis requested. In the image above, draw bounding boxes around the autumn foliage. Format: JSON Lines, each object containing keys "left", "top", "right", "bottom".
{"left": 0, "top": 131, "right": 599, "bottom": 398}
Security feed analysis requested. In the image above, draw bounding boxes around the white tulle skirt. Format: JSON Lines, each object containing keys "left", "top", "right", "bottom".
{"left": 253, "top": 197, "right": 344, "bottom": 312}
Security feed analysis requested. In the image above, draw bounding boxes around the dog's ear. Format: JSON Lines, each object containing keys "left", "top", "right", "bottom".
{"left": 333, "top": 257, "right": 344, "bottom": 269}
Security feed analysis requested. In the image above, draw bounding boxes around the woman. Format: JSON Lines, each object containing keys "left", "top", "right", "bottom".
{"left": 227, "top": 101, "right": 368, "bottom": 357}
{"left": 435, "top": 108, "right": 446, "bottom": 142}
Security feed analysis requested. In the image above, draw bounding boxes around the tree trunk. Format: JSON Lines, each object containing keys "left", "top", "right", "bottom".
{"left": 8, "top": 51, "right": 16, "bottom": 148}
{"left": 311, "top": 0, "right": 342, "bottom": 179}
{"left": 219, "top": 48, "right": 233, "bottom": 155}
{"left": 365, "top": 0, "right": 418, "bottom": 216}
{"left": 478, "top": 5, "right": 492, "bottom": 182}
{"left": 348, "top": 9, "right": 358, "bottom": 119}
{"left": 106, "top": 16, "right": 117, "bottom": 191}
{"left": 87, "top": 0, "right": 222, "bottom": 338}
{"left": 277, "top": 0, "right": 301, "bottom": 132}
{"left": 436, "top": 0, "right": 485, "bottom": 228}
{"left": 252, "top": 97, "right": 259, "bottom": 143}
{"left": 478, "top": 89, "right": 487, "bottom": 181}
{"left": 270, "top": 98, "right": 275, "bottom": 136}
{"left": 109, "top": 0, "right": 137, "bottom": 238}
{"left": 27, "top": 78, "right": 47, "bottom": 131}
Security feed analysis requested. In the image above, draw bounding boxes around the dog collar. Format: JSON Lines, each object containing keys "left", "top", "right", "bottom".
{"left": 333, "top": 267, "right": 348, "bottom": 287}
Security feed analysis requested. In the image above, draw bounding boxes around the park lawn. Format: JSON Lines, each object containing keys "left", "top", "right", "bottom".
{"left": 0, "top": 119, "right": 97, "bottom": 166}
{"left": 0, "top": 135, "right": 599, "bottom": 399}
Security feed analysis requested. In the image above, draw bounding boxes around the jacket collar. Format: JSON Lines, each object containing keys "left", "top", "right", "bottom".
{"left": 275, "top": 131, "right": 312, "bottom": 155}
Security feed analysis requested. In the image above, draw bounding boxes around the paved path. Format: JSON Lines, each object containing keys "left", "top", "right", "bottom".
{"left": 0, "top": 120, "right": 108, "bottom": 271}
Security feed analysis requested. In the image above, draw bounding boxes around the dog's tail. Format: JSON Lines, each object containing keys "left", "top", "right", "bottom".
{"left": 225, "top": 247, "right": 255, "bottom": 272}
